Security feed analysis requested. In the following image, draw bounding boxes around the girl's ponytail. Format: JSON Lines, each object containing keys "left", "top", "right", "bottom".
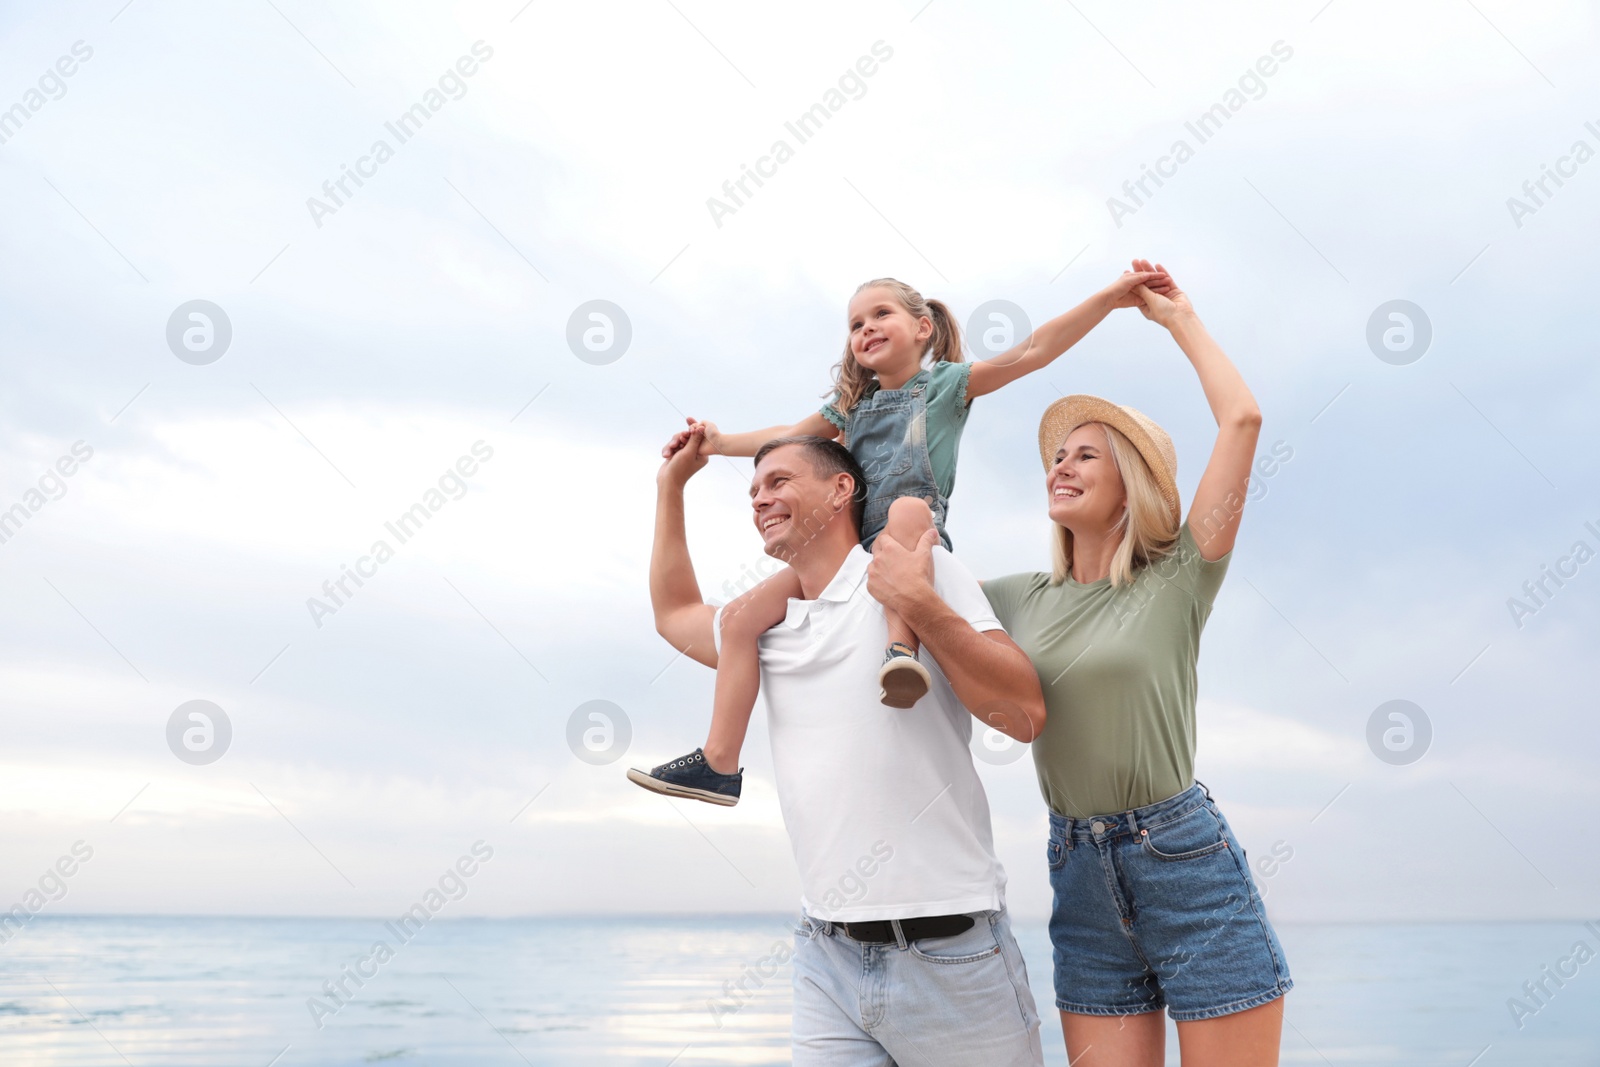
{"left": 922, "top": 298, "right": 962, "bottom": 366}
{"left": 828, "top": 279, "right": 964, "bottom": 416}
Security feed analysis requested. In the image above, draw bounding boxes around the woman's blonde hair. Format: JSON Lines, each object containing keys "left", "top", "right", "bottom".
{"left": 827, "top": 278, "right": 963, "bottom": 416}
{"left": 1050, "top": 422, "right": 1180, "bottom": 587}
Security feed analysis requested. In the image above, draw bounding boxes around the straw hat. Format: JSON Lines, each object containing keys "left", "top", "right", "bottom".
{"left": 1037, "top": 395, "right": 1180, "bottom": 526}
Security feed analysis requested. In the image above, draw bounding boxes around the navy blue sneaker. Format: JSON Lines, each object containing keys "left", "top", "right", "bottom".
{"left": 626, "top": 748, "right": 742, "bottom": 806}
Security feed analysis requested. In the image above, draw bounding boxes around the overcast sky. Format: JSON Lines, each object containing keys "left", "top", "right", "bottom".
{"left": 1, "top": 0, "right": 1596, "bottom": 923}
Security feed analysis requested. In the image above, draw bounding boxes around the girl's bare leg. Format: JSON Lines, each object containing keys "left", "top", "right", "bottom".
{"left": 702, "top": 567, "right": 802, "bottom": 774}
{"left": 876, "top": 497, "right": 936, "bottom": 708}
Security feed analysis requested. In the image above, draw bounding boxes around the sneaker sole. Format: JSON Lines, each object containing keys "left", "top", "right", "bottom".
{"left": 879, "top": 660, "right": 931, "bottom": 709}
{"left": 626, "top": 768, "right": 739, "bottom": 806}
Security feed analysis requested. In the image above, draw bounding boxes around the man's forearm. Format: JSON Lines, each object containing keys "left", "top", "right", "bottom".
{"left": 899, "top": 593, "right": 1045, "bottom": 741}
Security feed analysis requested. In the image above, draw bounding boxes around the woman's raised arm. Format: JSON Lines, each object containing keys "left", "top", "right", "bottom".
{"left": 1132, "top": 260, "right": 1261, "bottom": 561}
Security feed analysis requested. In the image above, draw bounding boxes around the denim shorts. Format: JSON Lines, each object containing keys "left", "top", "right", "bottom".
{"left": 1046, "top": 782, "right": 1293, "bottom": 1022}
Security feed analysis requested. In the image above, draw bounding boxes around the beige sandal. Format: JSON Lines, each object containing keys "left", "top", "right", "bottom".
{"left": 878, "top": 642, "right": 931, "bottom": 708}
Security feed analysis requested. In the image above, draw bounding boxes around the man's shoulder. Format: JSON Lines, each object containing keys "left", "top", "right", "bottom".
{"left": 927, "top": 548, "right": 1004, "bottom": 635}
{"left": 930, "top": 546, "right": 982, "bottom": 590}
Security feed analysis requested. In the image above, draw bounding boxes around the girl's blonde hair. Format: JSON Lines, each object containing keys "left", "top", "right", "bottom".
{"left": 1050, "top": 422, "right": 1180, "bottom": 587}
{"left": 827, "top": 278, "right": 963, "bottom": 416}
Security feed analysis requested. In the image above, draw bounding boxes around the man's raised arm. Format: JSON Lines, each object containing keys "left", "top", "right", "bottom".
{"left": 651, "top": 428, "right": 719, "bottom": 668}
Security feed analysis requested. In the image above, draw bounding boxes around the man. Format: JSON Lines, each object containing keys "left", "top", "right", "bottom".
{"left": 641, "top": 427, "right": 1048, "bottom": 1066}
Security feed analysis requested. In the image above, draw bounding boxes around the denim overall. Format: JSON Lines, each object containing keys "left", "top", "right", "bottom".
{"left": 845, "top": 368, "right": 952, "bottom": 551}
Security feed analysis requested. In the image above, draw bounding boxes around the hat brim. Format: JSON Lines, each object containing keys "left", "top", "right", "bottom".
{"left": 1037, "top": 395, "right": 1181, "bottom": 526}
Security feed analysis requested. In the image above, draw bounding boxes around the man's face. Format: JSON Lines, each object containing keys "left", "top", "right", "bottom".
{"left": 749, "top": 445, "right": 844, "bottom": 560}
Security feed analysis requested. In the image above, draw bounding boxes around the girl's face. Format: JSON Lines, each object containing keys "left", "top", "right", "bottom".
{"left": 1047, "top": 424, "right": 1127, "bottom": 533}
{"left": 847, "top": 286, "right": 931, "bottom": 377}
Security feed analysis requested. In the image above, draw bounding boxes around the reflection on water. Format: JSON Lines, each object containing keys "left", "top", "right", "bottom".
{"left": 0, "top": 916, "right": 1596, "bottom": 1065}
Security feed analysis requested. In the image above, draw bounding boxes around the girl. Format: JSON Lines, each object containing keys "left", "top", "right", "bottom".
{"left": 628, "top": 267, "right": 1169, "bottom": 806}
{"left": 982, "top": 262, "right": 1291, "bottom": 1064}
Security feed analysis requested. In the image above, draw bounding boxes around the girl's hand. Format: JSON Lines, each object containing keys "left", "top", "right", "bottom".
{"left": 694, "top": 420, "right": 724, "bottom": 457}
{"left": 1130, "top": 259, "right": 1195, "bottom": 328}
{"left": 1102, "top": 267, "right": 1172, "bottom": 309}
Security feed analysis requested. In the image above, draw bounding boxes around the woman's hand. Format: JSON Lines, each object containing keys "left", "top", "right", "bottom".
{"left": 1130, "top": 258, "right": 1196, "bottom": 329}
{"left": 1100, "top": 266, "right": 1172, "bottom": 310}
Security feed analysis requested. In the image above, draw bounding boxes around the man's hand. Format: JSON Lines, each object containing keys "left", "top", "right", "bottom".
{"left": 875, "top": 534, "right": 1048, "bottom": 741}
{"left": 658, "top": 424, "right": 709, "bottom": 490}
{"left": 661, "top": 417, "right": 728, "bottom": 459}
{"left": 867, "top": 527, "right": 939, "bottom": 617}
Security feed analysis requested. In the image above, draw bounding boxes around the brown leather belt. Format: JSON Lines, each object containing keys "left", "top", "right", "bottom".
{"left": 838, "top": 914, "right": 975, "bottom": 944}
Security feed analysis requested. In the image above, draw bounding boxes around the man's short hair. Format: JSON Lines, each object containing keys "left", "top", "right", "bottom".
{"left": 753, "top": 436, "right": 867, "bottom": 536}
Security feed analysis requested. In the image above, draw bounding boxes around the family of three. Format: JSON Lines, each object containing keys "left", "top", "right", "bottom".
{"left": 629, "top": 262, "right": 1293, "bottom": 1066}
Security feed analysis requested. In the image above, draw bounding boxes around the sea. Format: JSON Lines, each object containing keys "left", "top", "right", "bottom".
{"left": 0, "top": 916, "right": 1596, "bottom": 1065}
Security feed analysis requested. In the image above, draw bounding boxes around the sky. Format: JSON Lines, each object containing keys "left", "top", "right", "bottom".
{"left": 1, "top": 0, "right": 1597, "bottom": 925}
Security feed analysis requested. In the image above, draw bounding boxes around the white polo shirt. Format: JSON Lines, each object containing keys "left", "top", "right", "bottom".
{"left": 716, "top": 545, "right": 1009, "bottom": 922}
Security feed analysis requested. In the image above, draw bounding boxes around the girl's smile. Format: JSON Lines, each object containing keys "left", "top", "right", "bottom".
{"left": 847, "top": 285, "right": 933, "bottom": 387}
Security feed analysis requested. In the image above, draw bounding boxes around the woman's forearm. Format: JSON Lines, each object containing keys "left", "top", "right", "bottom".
{"left": 1169, "top": 314, "right": 1261, "bottom": 427}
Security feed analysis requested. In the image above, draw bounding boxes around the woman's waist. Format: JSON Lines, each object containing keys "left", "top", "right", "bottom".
{"left": 1045, "top": 780, "right": 1210, "bottom": 837}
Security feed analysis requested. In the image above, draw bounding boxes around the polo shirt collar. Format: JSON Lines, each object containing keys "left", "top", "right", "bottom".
{"left": 783, "top": 545, "right": 870, "bottom": 627}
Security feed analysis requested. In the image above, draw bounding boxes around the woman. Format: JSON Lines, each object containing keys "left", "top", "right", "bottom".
{"left": 982, "top": 260, "right": 1291, "bottom": 1066}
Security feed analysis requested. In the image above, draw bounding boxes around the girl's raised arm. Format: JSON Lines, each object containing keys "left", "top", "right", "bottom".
{"left": 965, "top": 268, "right": 1169, "bottom": 400}
{"left": 1132, "top": 261, "right": 1262, "bottom": 562}
{"left": 667, "top": 411, "right": 841, "bottom": 459}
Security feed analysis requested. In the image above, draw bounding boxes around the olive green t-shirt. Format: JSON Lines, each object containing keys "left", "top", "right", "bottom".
{"left": 982, "top": 523, "right": 1230, "bottom": 819}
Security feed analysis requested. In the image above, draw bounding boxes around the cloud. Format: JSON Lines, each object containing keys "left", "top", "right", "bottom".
{"left": 0, "top": 0, "right": 1596, "bottom": 921}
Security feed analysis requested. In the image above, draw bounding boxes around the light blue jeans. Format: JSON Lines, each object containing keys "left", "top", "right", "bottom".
{"left": 791, "top": 909, "right": 1044, "bottom": 1066}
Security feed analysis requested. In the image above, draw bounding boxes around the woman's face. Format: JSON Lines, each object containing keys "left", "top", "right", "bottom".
{"left": 847, "top": 286, "right": 930, "bottom": 376}
{"left": 1047, "top": 423, "right": 1127, "bottom": 533}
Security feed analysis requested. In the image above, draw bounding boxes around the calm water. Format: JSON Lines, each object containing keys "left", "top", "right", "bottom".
{"left": 1, "top": 916, "right": 1597, "bottom": 1065}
